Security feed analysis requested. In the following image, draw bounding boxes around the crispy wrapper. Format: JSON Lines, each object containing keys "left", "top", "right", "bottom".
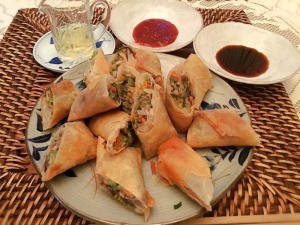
{"left": 184, "top": 54, "right": 212, "bottom": 107}
{"left": 41, "top": 80, "right": 80, "bottom": 130}
{"left": 157, "top": 136, "right": 213, "bottom": 211}
{"left": 88, "top": 110, "right": 134, "bottom": 154}
{"left": 132, "top": 73, "right": 177, "bottom": 160}
{"left": 165, "top": 54, "right": 212, "bottom": 132}
{"left": 68, "top": 74, "right": 120, "bottom": 121}
{"left": 42, "top": 121, "right": 97, "bottom": 181}
{"left": 110, "top": 47, "right": 135, "bottom": 78}
{"left": 83, "top": 48, "right": 110, "bottom": 85}
{"left": 96, "top": 138, "right": 155, "bottom": 220}
{"left": 187, "top": 109, "right": 260, "bottom": 148}
{"left": 132, "top": 47, "right": 164, "bottom": 89}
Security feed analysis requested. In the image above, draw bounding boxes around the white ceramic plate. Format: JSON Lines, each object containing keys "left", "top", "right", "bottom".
{"left": 33, "top": 28, "right": 115, "bottom": 73}
{"left": 26, "top": 53, "right": 253, "bottom": 224}
{"left": 109, "top": 0, "right": 203, "bottom": 52}
{"left": 193, "top": 22, "right": 300, "bottom": 84}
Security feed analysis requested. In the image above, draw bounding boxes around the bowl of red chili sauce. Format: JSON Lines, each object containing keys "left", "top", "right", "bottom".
{"left": 109, "top": 0, "right": 203, "bottom": 52}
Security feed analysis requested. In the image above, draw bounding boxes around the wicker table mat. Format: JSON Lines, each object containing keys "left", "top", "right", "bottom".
{"left": 0, "top": 8, "right": 300, "bottom": 225}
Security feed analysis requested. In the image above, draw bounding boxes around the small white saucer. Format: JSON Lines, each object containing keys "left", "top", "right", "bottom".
{"left": 33, "top": 28, "right": 115, "bottom": 73}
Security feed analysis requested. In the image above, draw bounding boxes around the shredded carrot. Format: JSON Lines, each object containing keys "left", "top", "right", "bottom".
{"left": 150, "top": 160, "right": 157, "bottom": 175}
{"left": 114, "top": 135, "right": 122, "bottom": 149}
{"left": 131, "top": 114, "right": 136, "bottom": 120}
{"left": 170, "top": 71, "right": 177, "bottom": 77}
{"left": 188, "top": 96, "right": 194, "bottom": 104}
{"left": 110, "top": 84, "right": 116, "bottom": 92}
{"left": 143, "top": 81, "right": 151, "bottom": 89}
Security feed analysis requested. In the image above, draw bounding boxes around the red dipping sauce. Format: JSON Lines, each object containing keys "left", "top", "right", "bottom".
{"left": 133, "top": 18, "right": 179, "bottom": 47}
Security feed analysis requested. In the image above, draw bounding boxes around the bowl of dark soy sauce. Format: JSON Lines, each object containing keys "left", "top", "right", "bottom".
{"left": 193, "top": 22, "right": 300, "bottom": 84}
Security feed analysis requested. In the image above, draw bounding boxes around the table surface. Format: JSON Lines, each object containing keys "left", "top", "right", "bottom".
{"left": 0, "top": 0, "right": 300, "bottom": 118}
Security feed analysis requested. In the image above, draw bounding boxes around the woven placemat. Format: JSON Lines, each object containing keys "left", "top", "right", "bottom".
{"left": 0, "top": 8, "right": 299, "bottom": 224}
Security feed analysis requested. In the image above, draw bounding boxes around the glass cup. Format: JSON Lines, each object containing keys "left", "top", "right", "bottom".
{"left": 39, "top": 0, "right": 110, "bottom": 66}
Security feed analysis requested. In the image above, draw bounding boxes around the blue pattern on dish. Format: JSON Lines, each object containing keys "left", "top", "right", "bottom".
{"left": 76, "top": 80, "right": 87, "bottom": 90}
{"left": 49, "top": 57, "right": 63, "bottom": 64}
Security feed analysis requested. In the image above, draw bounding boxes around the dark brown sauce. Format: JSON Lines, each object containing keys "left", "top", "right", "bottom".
{"left": 216, "top": 45, "right": 269, "bottom": 77}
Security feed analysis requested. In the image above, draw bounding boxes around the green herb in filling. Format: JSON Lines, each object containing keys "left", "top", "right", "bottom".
{"left": 169, "top": 75, "right": 194, "bottom": 109}
{"left": 106, "top": 179, "right": 135, "bottom": 208}
{"left": 118, "top": 77, "right": 135, "bottom": 113}
{"left": 113, "top": 125, "right": 135, "bottom": 150}
{"left": 132, "top": 90, "right": 153, "bottom": 129}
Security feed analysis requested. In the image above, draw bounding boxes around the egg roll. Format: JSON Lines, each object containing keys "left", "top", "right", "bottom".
{"left": 96, "top": 138, "right": 155, "bottom": 220}
{"left": 131, "top": 72, "right": 177, "bottom": 160}
{"left": 42, "top": 121, "right": 97, "bottom": 181}
{"left": 68, "top": 74, "right": 120, "bottom": 121}
{"left": 88, "top": 110, "right": 135, "bottom": 155}
{"left": 165, "top": 54, "right": 212, "bottom": 132}
{"left": 187, "top": 109, "right": 260, "bottom": 148}
{"left": 157, "top": 136, "right": 213, "bottom": 211}
{"left": 83, "top": 48, "right": 110, "bottom": 85}
{"left": 41, "top": 80, "right": 80, "bottom": 130}
{"left": 132, "top": 47, "right": 164, "bottom": 89}
{"left": 110, "top": 47, "right": 163, "bottom": 90}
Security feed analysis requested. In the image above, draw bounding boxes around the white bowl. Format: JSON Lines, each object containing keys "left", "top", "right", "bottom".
{"left": 193, "top": 22, "right": 300, "bottom": 84}
{"left": 110, "top": 0, "right": 203, "bottom": 52}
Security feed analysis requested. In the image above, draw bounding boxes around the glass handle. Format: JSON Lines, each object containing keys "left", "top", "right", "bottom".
{"left": 90, "top": 0, "right": 111, "bottom": 40}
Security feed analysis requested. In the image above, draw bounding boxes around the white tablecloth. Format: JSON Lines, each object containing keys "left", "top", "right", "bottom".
{"left": 0, "top": 0, "right": 299, "bottom": 117}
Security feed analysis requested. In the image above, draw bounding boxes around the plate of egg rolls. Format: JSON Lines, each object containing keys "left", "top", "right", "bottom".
{"left": 26, "top": 47, "right": 260, "bottom": 224}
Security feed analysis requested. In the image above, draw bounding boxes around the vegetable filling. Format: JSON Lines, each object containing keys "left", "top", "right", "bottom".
{"left": 101, "top": 177, "right": 144, "bottom": 213}
{"left": 110, "top": 48, "right": 135, "bottom": 77}
{"left": 44, "top": 127, "right": 63, "bottom": 172}
{"left": 131, "top": 78, "right": 153, "bottom": 129}
{"left": 118, "top": 77, "right": 135, "bottom": 113}
{"left": 108, "top": 82, "right": 119, "bottom": 102}
{"left": 169, "top": 72, "right": 194, "bottom": 110}
{"left": 113, "top": 124, "right": 135, "bottom": 150}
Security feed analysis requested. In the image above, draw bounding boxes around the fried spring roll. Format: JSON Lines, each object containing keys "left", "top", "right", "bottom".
{"left": 96, "top": 138, "right": 155, "bottom": 220}
{"left": 68, "top": 74, "right": 120, "bottom": 121}
{"left": 165, "top": 54, "right": 212, "bottom": 132}
{"left": 187, "top": 109, "right": 260, "bottom": 148}
{"left": 132, "top": 47, "right": 163, "bottom": 90}
{"left": 41, "top": 80, "right": 80, "bottom": 130}
{"left": 42, "top": 121, "right": 97, "bottom": 181}
{"left": 110, "top": 47, "right": 163, "bottom": 90}
{"left": 131, "top": 73, "right": 177, "bottom": 160}
{"left": 157, "top": 136, "right": 213, "bottom": 211}
{"left": 88, "top": 111, "right": 135, "bottom": 155}
{"left": 83, "top": 48, "right": 110, "bottom": 85}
